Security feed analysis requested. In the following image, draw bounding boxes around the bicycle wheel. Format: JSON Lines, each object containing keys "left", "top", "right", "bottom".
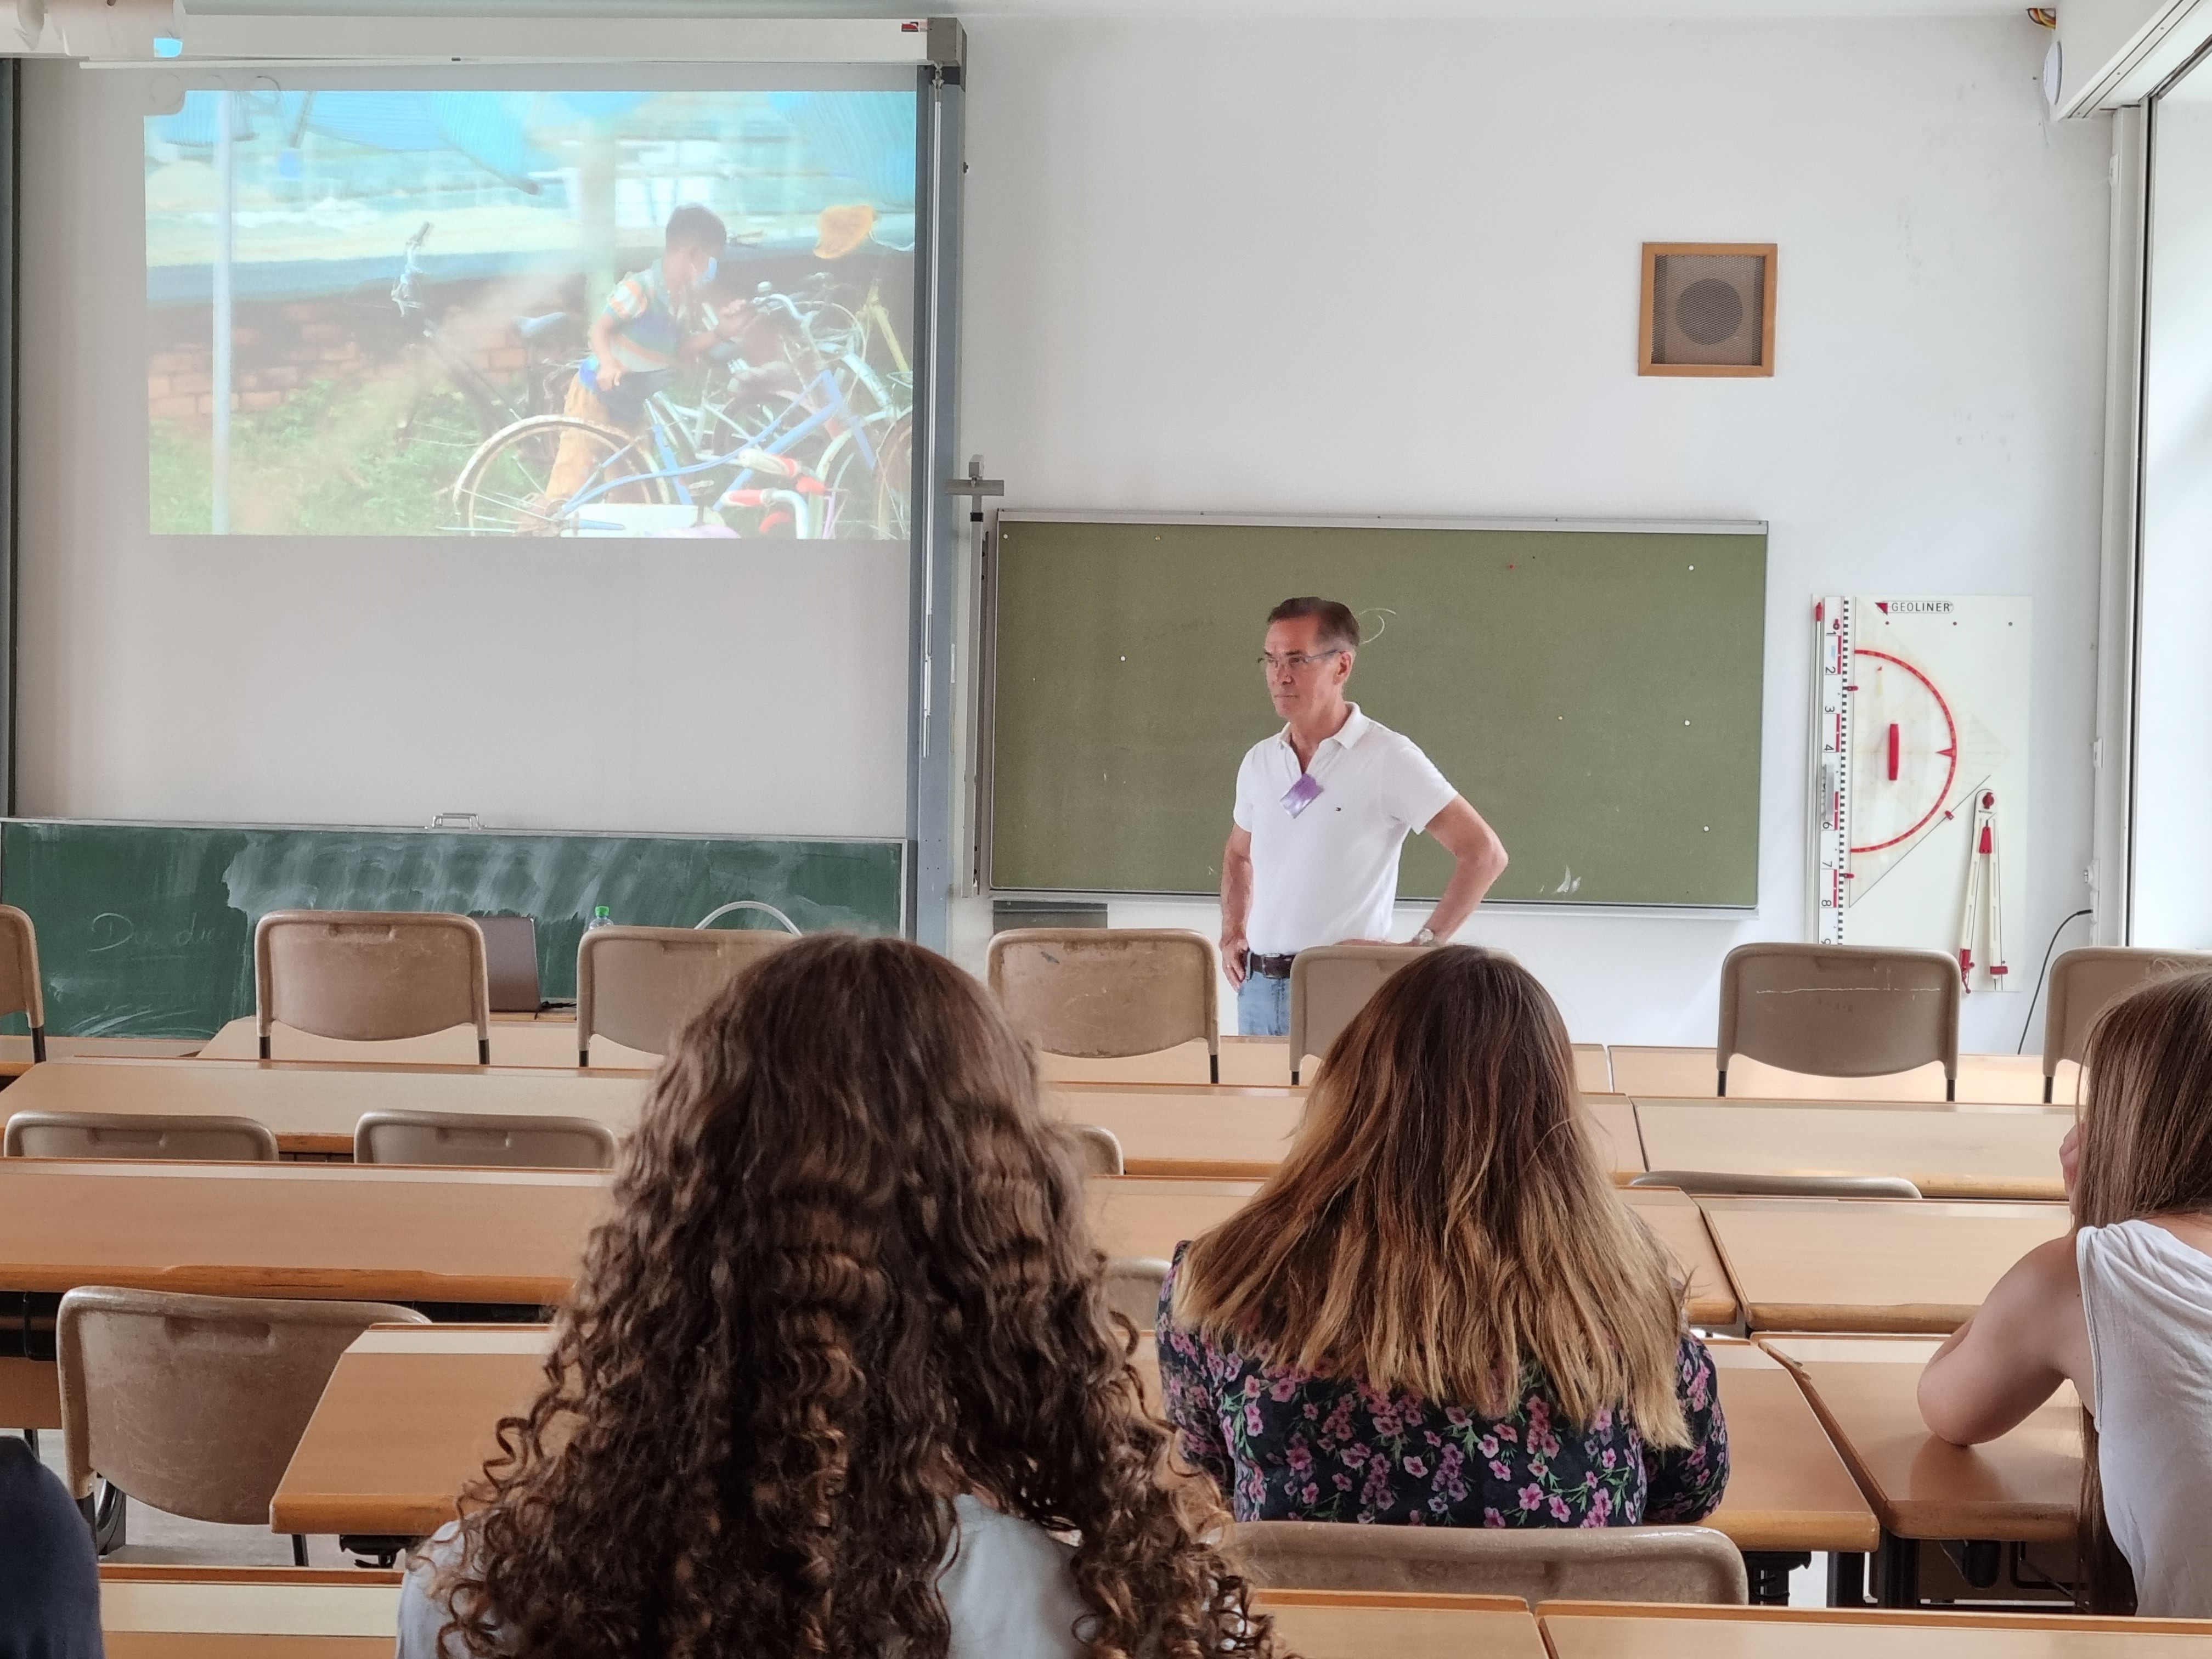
{"left": 868, "top": 413, "right": 914, "bottom": 542}
{"left": 451, "top": 414, "right": 673, "bottom": 535}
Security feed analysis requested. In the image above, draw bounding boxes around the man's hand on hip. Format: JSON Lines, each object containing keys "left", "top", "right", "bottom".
{"left": 1221, "top": 932, "right": 1248, "bottom": 988}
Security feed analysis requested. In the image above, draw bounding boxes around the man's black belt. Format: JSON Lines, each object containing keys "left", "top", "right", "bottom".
{"left": 1246, "top": 951, "right": 1297, "bottom": 979}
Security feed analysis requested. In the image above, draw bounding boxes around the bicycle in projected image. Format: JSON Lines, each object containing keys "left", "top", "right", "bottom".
{"left": 448, "top": 275, "right": 911, "bottom": 539}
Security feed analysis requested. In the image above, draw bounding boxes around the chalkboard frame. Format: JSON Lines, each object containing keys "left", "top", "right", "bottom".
{"left": 981, "top": 511, "right": 1768, "bottom": 913}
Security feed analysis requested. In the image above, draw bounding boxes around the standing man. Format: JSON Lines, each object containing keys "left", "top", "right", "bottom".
{"left": 1220, "top": 596, "right": 1509, "bottom": 1036}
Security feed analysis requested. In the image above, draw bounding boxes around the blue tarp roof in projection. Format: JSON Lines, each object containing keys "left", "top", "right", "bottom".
{"left": 154, "top": 90, "right": 916, "bottom": 207}
{"left": 151, "top": 91, "right": 654, "bottom": 189}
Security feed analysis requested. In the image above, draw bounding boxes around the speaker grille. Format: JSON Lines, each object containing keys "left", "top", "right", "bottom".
{"left": 1640, "top": 246, "right": 1774, "bottom": 376}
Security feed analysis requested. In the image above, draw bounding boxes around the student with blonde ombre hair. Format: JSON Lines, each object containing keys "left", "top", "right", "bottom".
{"left": 1158, "top": 945, "right": 1728, "bottom": 1527}
{"left": 1921, "top": 968, "right": 2212, "bottom": 1616}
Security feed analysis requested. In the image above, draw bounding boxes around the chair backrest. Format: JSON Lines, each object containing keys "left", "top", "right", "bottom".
{"left": 1716, "top": 944, "right": 1960, "bottom": 1094}
{"left": 254, "top": 911, "right": 490, "bottom": 1060}
{"left": 354, "top": 1109, "right": 617, "bottom": 1170}
{"left": 1632, "top": 1170, "right": 1923, "bottom": 1200}
{"left": 4, "top": 1111, "right": 278, "bottom": 1163}
{"left": 1232, "top": 1520, "right": 1747, "bottom": 1605}
{"left": 57, "top": 1287, "right": 427, "bottom": 1524}
{"left": 0, "top": 904, "right": 46, "bottom": 1044}
{"left": 1288, "top": 944, "right": 1425, "bottom": 1082}
{"left": 1069, "top": 1123, "right": 1125, "bottom": 1177}
{"left": 2044, "top": 947, "right": 2212, "bottom": 1088}
{"left": 576, "top": 925, "right": 792, "bottom": 1062}
{"left": 1104, "top": 1256, "right": 1167, "bottom": 1332}
{"left": 986, "top": 930, "right": 1218, "bottom": 1068}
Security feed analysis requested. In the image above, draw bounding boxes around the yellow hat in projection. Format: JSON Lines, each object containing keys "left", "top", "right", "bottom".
{"left": 814, "top": 203, "right": 877, "bottom": 260}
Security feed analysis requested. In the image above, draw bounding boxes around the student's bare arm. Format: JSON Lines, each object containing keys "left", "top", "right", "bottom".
{"left": 1918, "top": 1234, "right": 2091, "bottom": 1444}
{"left": 1220, "top": 826, "right": 1254, "bottom": 989}
{"left": 1420, "top": 797, "right": 1508, "bottom": 941}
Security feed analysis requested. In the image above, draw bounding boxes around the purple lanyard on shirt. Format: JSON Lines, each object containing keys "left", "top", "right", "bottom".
{"left": 1280, "top": 771, "right": 1323, "bottom": 818}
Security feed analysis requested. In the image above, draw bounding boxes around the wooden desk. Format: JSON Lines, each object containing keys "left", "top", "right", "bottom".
{"left": 1701, "top": 1339, "right": 1878, "bottom": 1554}
{"left": 99, "top": 1565, "right": 400, "bottom": 1656}
{"left": 1047, "top": 1085, "right": 1642, "bottom": 1183}
{"left": 1255, "top": 1590, "right": 1545, "bottom": 1658}
{"left": 1623, "top": 1187, "right": 1739, "bottom": 1329}
{"left": 274, "top": 1325, "right": 551, "bottom": 1537}
{"left": 1635, "top": 1103, "right": 2070, "bottom": 1201}
{"left": 1, "top": 1056, "right": 650, "bottom": 1156}
{"left": 1699, "top": 1198, "right": 2067, "bottom": 1333}
{"left": 1046, "top": 1084, "right": 1305, "bottom": 1177}
{"left": 1541, "top": 1601, "right": 2212, "bottom": 1657}
{"left": 0, "top": 1159, "right": 605, "bottom": 1304}
{"left": 198, "top": 1016, "right": 657, "bottom": 1071}
{"left": 1759, "top": 1336, "right": 2079, "bottom": 1543}
{"left": 1045, "top": 1039, "right": 1612, "bottom": 1096}
{"left": 1609, "top": 1048, "right": 2053, "bottom": 1106}
{"left": 276, "top": 1323, "right": 1164, "bottom": 1539}
{"left": 0, "top": 1035, "right": 204, "bottom": 1082}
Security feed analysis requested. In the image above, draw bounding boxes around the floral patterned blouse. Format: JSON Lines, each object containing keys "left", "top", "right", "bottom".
{"left": 1155, "top": 1245, "right": 1729, "bottom": 1527}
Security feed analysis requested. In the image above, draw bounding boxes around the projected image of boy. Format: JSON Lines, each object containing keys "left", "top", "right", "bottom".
{"left": 544, "top": 203, "right": 743, "bottom": 506}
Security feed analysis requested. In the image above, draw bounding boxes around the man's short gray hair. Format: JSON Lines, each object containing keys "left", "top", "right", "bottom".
{"left": 1266, "top": 596, "right": 1361, "bottom": 654}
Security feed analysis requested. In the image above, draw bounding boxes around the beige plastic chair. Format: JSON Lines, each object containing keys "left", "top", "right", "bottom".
{"left": 1104, "top": 1256, "right": 1167, "bottom": 1332}
{"left": 1069, "top": 1124, "right": 1125, "bottom": 1176}
{"left": 1287, "top": 944, "right": 1425, "bottom": 1083}
{"left": 5, "top": 1111, "right": 277, "bottom": 1163}
{"left": 255, "top": 911, "right": 490, "bottom": 1063}
{"left": 355, "top": 1109, "right": 617, "bottom": 1170}
{"left": 2043, "top": 947, "right": 2212, "bottom": 1102}
{"left": 0, "top": 904, "right": 47, "bottom": 1062}
{"left": 1232, "top": 1519, "right": 1747, "bottom": 1605}
{"left": 1717, "top": 943, "right": 1961, "bottom": 1099}
{"left": 1632, "top": 1170, "right": 1923, "bottom": 1200}
{"left": 576, "top": 925, "right": 792, "bottom": 1064}
{"left": 58, "top": 1286, "right": 427, "bottom": 1561}
{"left": 987, "top": 929, "right": 1220, "bottom": 1082}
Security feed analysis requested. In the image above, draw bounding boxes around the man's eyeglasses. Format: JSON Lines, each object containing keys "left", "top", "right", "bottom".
{"left": 1258, "top": 649, "right": 1346, "bottom": 673}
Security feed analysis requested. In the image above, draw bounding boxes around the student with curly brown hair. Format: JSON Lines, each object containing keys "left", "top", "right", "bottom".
{"left": 398, "top": 933, "right": 1272, "bottom": 1659}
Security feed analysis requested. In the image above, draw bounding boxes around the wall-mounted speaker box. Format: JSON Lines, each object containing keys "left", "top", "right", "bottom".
{"left": 1639, "top": 243, "right": 1776, "bottom": 378}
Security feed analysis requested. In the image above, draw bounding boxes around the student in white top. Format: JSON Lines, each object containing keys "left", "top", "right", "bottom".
{"left": 1220, "top": 596, "right": 1508, "bottom": 1036}
{"left": 399, "top": 934, "right": 1280, "bottom": 1659}
{"left": 1919, "top": 968, "right": 2212, "bottom": 1616}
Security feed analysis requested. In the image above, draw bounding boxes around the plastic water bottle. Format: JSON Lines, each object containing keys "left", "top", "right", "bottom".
{"left": 585, "top": 905, "right": 613, "bottom": 932}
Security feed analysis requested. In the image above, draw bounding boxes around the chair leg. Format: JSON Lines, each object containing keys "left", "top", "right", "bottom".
{"left": 259, "top": 1032, "right": 271, "bottom": 1060}
{"left": 1209, "top": 1052, "right": 1218, "bottom": 1085}
{"left": 292, "top": 1534, "right": 309, "bottom": 1568}
{"left": 2043, "top": 1075, "right": 2053, "bottom": 1104}
{"left": 29, "top": 1026, "right": 44, "bottom": 1063}
{"left": 1717, "top": 1069, "right": 1728, "bottom": 1097}
{"left": 478, "top": 1037, "right": 492, "bottom": 1065}
{"left": 1945, "top": 1078, "right": 1956, "bottom": 1102}
{"left": 21, "top": 1426, "right": 36, "bottom": 1457}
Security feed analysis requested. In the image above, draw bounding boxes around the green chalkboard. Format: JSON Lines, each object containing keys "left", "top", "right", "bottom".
{"left": 0, "top": 820, "right": 905, "bottom": 1038}
{"left": 988, "top": 517, "right": 1764, "bottom": 907}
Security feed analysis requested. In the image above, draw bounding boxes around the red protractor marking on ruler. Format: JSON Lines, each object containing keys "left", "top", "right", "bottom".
{"left": 1849, "top": 648, "right": 1960, "bottom": 854}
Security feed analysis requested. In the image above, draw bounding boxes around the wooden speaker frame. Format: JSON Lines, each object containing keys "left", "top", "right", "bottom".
{"left": 1638, "top": 242, "right": 1777, "bottom": 377}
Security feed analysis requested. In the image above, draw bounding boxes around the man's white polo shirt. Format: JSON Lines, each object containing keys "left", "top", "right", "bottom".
{"left": 1233, "top": 704, "right": 1458, "bottom": 957}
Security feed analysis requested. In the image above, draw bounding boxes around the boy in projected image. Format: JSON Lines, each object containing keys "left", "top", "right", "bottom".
{"left": 541, "top": 202, "right": 744, "bottom": 516}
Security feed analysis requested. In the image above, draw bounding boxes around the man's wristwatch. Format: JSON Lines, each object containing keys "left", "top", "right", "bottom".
{"left": 1411, "top": 927, "right": 1437, "bottom": 947}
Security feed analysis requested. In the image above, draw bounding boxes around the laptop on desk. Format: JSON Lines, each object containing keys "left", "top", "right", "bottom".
{"left": 472, "top": 915, "right": 544, "bottom": 1013}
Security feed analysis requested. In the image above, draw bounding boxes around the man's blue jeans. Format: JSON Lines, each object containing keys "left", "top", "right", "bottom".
{"left": 1237, "top": 969, "right": 1290, "bottom": 1036}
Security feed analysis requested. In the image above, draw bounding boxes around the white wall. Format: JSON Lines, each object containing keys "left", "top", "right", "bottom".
{"left": 952, "top": 14, "right": 2114, "bottom": 1047}
{"left": 13, "top": 62, "right": 911, "bottom": 841}
{"left": 2132, "top": 81, "right": 2212, "bottom": 948}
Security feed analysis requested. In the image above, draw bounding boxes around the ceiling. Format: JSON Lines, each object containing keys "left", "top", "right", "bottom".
{"left": 188, "top": 0, "right": 2040, "bottom": 18}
